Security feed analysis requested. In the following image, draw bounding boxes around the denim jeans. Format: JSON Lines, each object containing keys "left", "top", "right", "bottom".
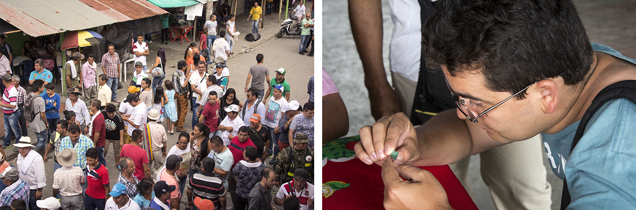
{"left": 97, "top": 147, "right": 106, "bottom": 166}
{"left": 252, "top": 20, "right": 260, "bottom": 34}
{"left": 225, "top": 34, "right": 233, "bottom": 53}
{"left": 106, "top": 77, "right": 118, "bottom": 101}
{"left": 3, "top": 110, "right": 22, "bottom": 146}
{"left": 207, "top": 35, "right": 217, "bottom": 60}
{"left": 152, "top": 74, "right": 165, "bottom": 94}
{"left": 266, "top": 125, "right": 279, "bottom": 158}
{"left": 266, "top": 2, "right": 273, "bottom": 15}
{"left": 54, "top": 162, "right": 62, "bottom": 172}
{"left": 191, "top": 97, "right": 200, "bottom": 129}
{"left": 299, "top": 35, "right": 310, "bottom": 53}
{"left": 84, "top": 193, "right": 105, "bottom": 210}
{"left": 29, "top": 189, "right": 38, "bottom": 210}
{"left": 34, "top": 130, "right": 48, "bottom": 151}
{"left": 18, "top": 107, "right": 27, "bottom": 136}
{"left": 257, "top": 89, "right": 264, "bottom": 100}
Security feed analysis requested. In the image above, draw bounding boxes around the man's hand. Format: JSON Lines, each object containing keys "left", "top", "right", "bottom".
{"left": 274, "top": 126, "right": 279, "bottom": 134}
{"left": 381, "top": 159, "right": 451, "bottom": 210}
{"left": 368, "top": 83, "right": 402, "bottom": 121}
{"left": 354, "top": 113, "right": 420, "bottom": 165}
{"left": 43, "top": 155, "right": 48, "bottom": 162}
{"left": 35, "top": 190, "right": 42, "bottom": 199}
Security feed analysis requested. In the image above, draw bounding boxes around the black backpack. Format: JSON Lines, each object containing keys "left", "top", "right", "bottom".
{"left": 24, "top": 93, "right": 42, "bottom": 122}
{"left": 245, "top": 33, "right": 261, "bottom": 41}
{"left": 561, "top": 80, "right": 636, "bottom": 209}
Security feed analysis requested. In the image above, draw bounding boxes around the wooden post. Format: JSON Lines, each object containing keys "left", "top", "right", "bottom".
{"left": 193, "top": 18, "right": 197, "bottom": 43}
{"left": 233, "top": 0, "right": 238, "bottom": 15}
{"left": 278, "top": 0, "right": 283, "bottom": 23}
{"left": 60, "top": 32, "right": 67, "bottom": 95}
{"left": 261, "top": 0, "right": 265, "bottom": 29}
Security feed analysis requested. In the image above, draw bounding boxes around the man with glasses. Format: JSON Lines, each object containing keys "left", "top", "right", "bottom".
{"left": 355, "top": 0, "right": 636, "bottom": 209}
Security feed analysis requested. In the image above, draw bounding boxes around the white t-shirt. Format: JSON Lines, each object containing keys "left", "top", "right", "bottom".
{"left": 133, "top": 41, "right": 148, "bottom": 66}
{"left": 219, "top": 116, "right": 245, "bottom": 145}
{"left": 119, "top": 101, "right": 134, "bottom": 128}
{"left": 226, "top": 21, "right": 236, "bottom": 36}
{"left": 189, "top": 72, "right": 208, "bottom": 99}
{"left": 105, "top": 197, "right": 141, "bottom": 210}
{"left": 240, "top": 100, "right": 266, "bottom": 126}
{"left": 204, "top": 20, "right": 218, "bottom": 36}
{"left": 276, "top": 182, "right": 314, "bottom": 210}
{"left": 213, "top": 39, "right": 230, "bottom": 61}
{"left": 0, "top": 54, "right": 10, "bottom": 75}
{"left": 263, "top": 96, "right": 288, "bottom": 128}
{"left": 293, "top": 5, "right": 306, "bottom": 19}
{"left": 127, "top": 102, "right": 147, "bottom": 135}
{"left": 388, "top": 0, "right": 421, "bottom": 81}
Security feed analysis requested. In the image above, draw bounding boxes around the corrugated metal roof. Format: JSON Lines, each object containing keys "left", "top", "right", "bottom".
{"left": 0, "top": 0, "right": 168, "bottom": 37}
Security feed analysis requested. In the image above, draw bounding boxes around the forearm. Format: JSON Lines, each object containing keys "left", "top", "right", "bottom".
{"left": 93, "top": 132, "right": 100, "bottom": 144}
{"left": 143, "top": 164, "right": 151, "bottom": 178}
{"left": 213, "top": 168, "right": 228, "bottom": 177}
{"left": 170, "top": 198, "right": 179, "bottom": 209}
{"left": 323, "top": 94, "right": 349, "bottom": 143}
{"left": 274, "top": 198, "right": 284, "bottom": 206}
{"left": 348, "top": 0, "right": 389, "bottom": 89}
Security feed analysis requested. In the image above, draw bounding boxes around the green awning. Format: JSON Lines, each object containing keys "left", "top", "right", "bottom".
{"left": 147, "top": 0, "right": 200, "bottom": 8}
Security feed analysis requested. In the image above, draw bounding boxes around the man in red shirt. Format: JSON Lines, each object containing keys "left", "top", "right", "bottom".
{"left": 89, "top": 100, "right": 107, "bottom": 166}
{"left": 228, "top": 126, "right": 255, "bottom": 168}
{"left": 120, "top": 130, "right": 151, "bottom": 180}
{"left": 199, "top": 91, "right": 220, "bottom": 136}
{"left": 85, "top": 147, "right": 110, "bottom": 210}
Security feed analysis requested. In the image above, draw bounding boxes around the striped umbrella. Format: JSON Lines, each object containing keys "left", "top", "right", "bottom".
{"left": 61, "top": 30, "right": 103, "bottom": 50}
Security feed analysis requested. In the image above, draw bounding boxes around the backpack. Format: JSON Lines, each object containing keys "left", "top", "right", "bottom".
{"left": 24, "top": 93, "right": 42, "bottom": 122}
{"left": 245, "top": 33, "right": 261, "bottom": 41}
{"left": 560, "top": 80, "right": 636, "bottom": 209}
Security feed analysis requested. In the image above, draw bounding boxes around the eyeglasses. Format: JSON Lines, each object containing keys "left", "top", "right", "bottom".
{"left": 444, "top": 77, "right": 537, "bottom": 123}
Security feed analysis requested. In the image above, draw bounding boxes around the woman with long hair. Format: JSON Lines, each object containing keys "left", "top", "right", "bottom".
{"left": 219, "top": 88, "right": 244, "bottom": 120}
{"left": 151, "top": 86, "right": 167, "bottom": 123}
{"left": 189, "top": 123, "right": 210, "bottom": 179}
{"left": 133, "top": 178, "right": 155, "bottom": 208}
{"left": 150, "top": 49, "right": 167, "bottom": 93}
{"left": 167, "top": 132, "right": 191, "bottom": 195}
{"left": 163, "top": 80, "right": 178, "bottom": 134}
{"left": 63, "top": 110, "right": 80, "bottom": 127}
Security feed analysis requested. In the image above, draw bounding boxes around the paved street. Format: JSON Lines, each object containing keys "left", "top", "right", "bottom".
{"left": 0, "top": 10, "right": 313, "bottom": 209}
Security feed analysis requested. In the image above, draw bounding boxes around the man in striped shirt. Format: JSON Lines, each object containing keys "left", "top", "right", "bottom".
{"left": 101, "top": 44, "right": 120, "bottom": 102}
{"left": 187, "top": 157, "right": 226, "bottom": 210}
{"left": 1, "top": 74, "right": 20, "bottom": 148}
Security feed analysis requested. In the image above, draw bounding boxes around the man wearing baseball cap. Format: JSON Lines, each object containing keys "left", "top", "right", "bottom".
{"left": 156, "top": 155, "right": 181, "bottom": 210}
{"left": 121, "top": 94, "right": 147, "bottom": 138}
{"left": 263, "top": 84, "right": 288, "bottom": 164}
{"left": 150, "top": 181, "right": 175, "bottom": 210}
{"left": 274, "top": 133, "right": 313, "bottom": 184}
{"left": 264, "top": 68, "right": 290, "bottom": 103}
{"left": 131, "top": 61, "right": 148, "bottom": 87}
{"left": 278, "top": 100, "right": 300, "bottom": 151}
{"left": 248, "top": 113, "right": 271, "bottom": 161}
{"left": 0, "top": 167, "right": 29, "bottom": 207}
{"left": 105, "top": 183, "right": 140, "bottom": 210}
{"left": 218, "top": 104, "right": 245, "bottom": 145}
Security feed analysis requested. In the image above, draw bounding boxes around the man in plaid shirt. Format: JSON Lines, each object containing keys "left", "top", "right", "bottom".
{"left": 101, "top": 44, "right": 120, "bottom": 102}
{"left": 0, "top": 167, "right": 29, "bottom": 207}
{"left": 58, "top": 124, "right": 95, "bottom": 170}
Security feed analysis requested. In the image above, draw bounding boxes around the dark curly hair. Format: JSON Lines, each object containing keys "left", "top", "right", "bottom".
{"left": 422, "top": 0, "right": 593, "bottom": 99}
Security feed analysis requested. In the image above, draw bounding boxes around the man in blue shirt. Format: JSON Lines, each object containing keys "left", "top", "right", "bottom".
{"left": 354, "top": 0, "right": 636, "bottom": 209}
{"left": 149, "top": 181, "right": 175, "bottom": 210}
{"left": 29, "top": 59, "right": 53, "bottom": 96}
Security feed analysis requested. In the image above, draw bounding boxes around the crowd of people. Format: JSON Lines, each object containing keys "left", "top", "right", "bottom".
{"left": 0, "top": 13, "right": 314, "bottom": 209}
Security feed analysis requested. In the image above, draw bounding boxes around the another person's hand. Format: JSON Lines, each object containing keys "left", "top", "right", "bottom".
{"left": 35, "top": 190, "right": 42, "bottom": 199}
{"left": 368, "top": 84, "right": 402, "bottom": 121}
{"left": 381, "top": 159, "right": 451, "bottom": 210}
{"left": 354, "top": 113, "right": 420, "bottom": 165}
{"left": 43, "top": 155, "right": 48, "bottom": 162}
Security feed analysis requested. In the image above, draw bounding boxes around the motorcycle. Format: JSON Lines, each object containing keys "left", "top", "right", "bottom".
{"left": 276, "top": 14, "right": 302, "bottom": 38}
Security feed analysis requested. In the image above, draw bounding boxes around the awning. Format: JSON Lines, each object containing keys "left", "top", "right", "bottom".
{"left": 0, "top": 0, "right": 168, "bottom": 37}
{"left": 0, "top": 19, "right": 19, "bottom": 34}
{"left": 147, "top": 0, "right": 202, "bottom": 8}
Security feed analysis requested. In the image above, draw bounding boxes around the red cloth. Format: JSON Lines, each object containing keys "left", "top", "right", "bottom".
{"left": 120, "top": 144, "right": 149, "bottom": 179}
{"left": 202, "top": 102, "right": 220, "bottom": 133}
{"left": 91, "top": 113, "right": 106, "bottom": 147}
{"left": 228, "top": 137, "right": 255, "bottom": 168}
{"left": 86, "top": 163, "right": 110, "bottom": 199}
{"left": 323, "top": 158, "right": 478, "bottom": 210}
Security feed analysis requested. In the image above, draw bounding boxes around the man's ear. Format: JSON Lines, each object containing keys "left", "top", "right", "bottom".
{"left": 535, "top": 79, "right": 558, "bottom": 114}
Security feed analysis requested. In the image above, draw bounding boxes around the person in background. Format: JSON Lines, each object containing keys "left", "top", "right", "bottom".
{"left": 149, "top": 181, "right": 174, "bottom": 210}
{"left": 139, "top": 78, "right": 153, "bottom": 110}
{"left": 219, "top": 88, "right": 242, "bottom": 121}
{"left": 172, "top": 60, "right": 191, "bottom": 132}
{"left": 155, "top": 155, "right": 181, "bottom": 210}
{"left": 120, "top": 130, "right": 151, "bottom": 180}
{"left": 2, "top": 74, "right": 20, "bottom": 148}
{"left": 133, "top": 35, "right": 149, "bottom": 72}
{"left": 64, "top": 88, "right": 90, "bottom": 134}
{"left": 121, "top": 94, "right": 148, "bottom": 143}
{"left": 85, "top": 147, "right": 110, "bottom": 210}
{"left": 57, "top": 124, "right": 93, "bottom": 174}
{"left": 247, "top": 2, "right": 262, "bottom": 34}
{"left": 219, "top": 105, "right": 245, "bottom": 145}
{"left": 101, "top": 44, "right": 120, "bottom": 102}
{"left": 43, "top": 120, "right": 68, "bottom": 171}
{"left": 247, "top": 113, "right": 270, "bottom": 162}
{"left": 264, "top": 68, "right": 290, "bottom": 103}
{"left": 274, "top": 168, "right": 314, "bottom": 210}
{"left": 149, "top": 49, "right": 167, "bottom": 94}
{"left": 65, "top": 53, "right": 83, "bottom": 90}
{"left": 263, "top": 84, "right": 288, "bottom": 162}
{"left": 213, "top": 33, "right": 230, "bottom": 61}
{"left": 188, "top": 124, "right": 210, "bottom": 180}
{"left": 12, "top": 76, "right": 28, "bottom": 139}
{"left": 88, "top": 100, "right": 107, "bottom": 166}
{"left": 232, "top": 146, "right": 264, "bottom": 210}
{"left": 116, "top": 157, "right": 139, "bottom": 199}
{"left": 203, "top": 14, "right": 218, "bottom": 62}
{"left": 278, "top": 101, "right": 300, "bottom": 151}
{"left": 166, "top": 132, "right": 190, "bottom": 195}
{"left": 160, "top": 14, "right": 170, "bottom": 45}
{"left": 200, "top": 29, "right": 208, "bottom": 63}
{"left": 81, "top": 54, "right": 98, "bottom": 102}
{"left": 162, "top": 80, "right": 178, "bottom": 134}
{"left": 21, "top": 41, "right": 37, "bottom": 61}
{"left": 213, "top": 62, "right": 229, "bottom": 94}
{"left": 102, "top": 104, "right": 124, "bottom": 166}
{"left": 274, "top": 133, "right": 313, "bottom": 184}
{"left": 52, "top": 149, "right": 85, "bottom": 210}
{"left": 0, "top": 153, "right": 12, "bottom": 192}
{"left": 132, "top": 178, "right": 154, "bottom": 209}
{"left": 245, "top": 54, "right": 270, "bottom": 99}
{"left": 307, "top": 76, "right": 314, "bottom": 103}
{"left": 289, "top": 102, "right": 314, "bottom": 148}
{"left": 239, "top": 88, "right": 265, "bottom": 127}
{"left": 97, "top": 74, "right": 112, "bottom": 107}
{"left": 29, "top": 59, "right": 53, "bottom": 96}
{"left": 225, "top": 14, "right": 237, "bottom": 53}
{"left": 189, "top": 61, "right": 209, "bottom": 129}
{"left": 141, "top": 109, "right": 168, "bottom": 177}
{"left": 43, "top": 83, "right": 60, "bottom": 138}
{"left": 299, "top": 13, "right": 313, "bottom": 55}
{"left": 28, "top": 80, "right": 49, "bottom": 151}
{"left": 0, "top": 167, "right": 28, "bottom": 208}
{"left": 187, "top": 157, "right": 226, "bottom": 210}
{"left": 198, "top": 91, "right": 221, "bottom": 136}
